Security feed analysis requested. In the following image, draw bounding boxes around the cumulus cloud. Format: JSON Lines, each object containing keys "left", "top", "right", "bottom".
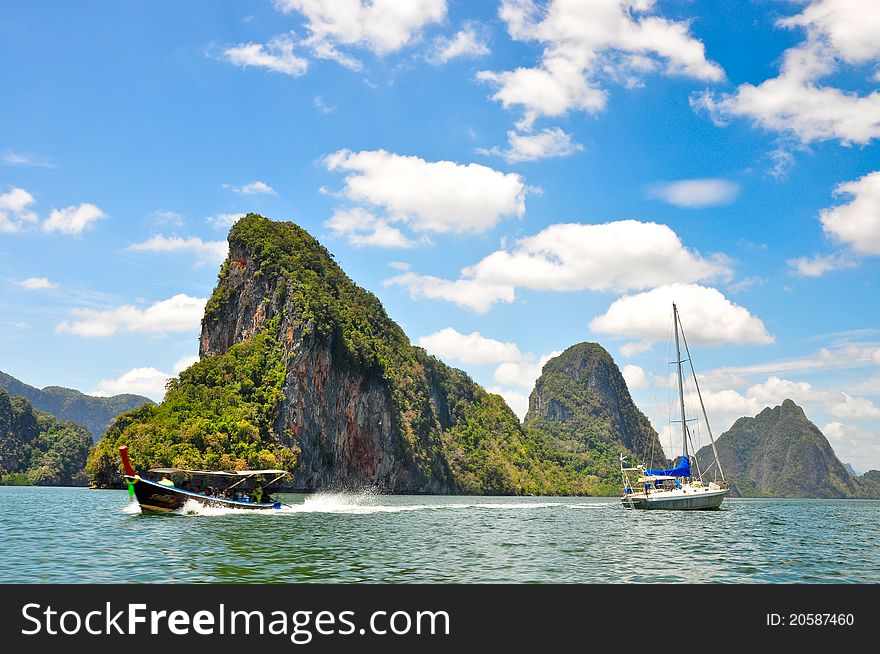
{"left": 273, "top": 0, "right": 446, "bottom": 69}
{"left": 0, "top": 187, "right": 38, "bottom": 233}
{"left": 589, "top": 283, "right": 774, "bottom": 346}
{"left": 620, "top": 340, "right": 653, "bottom": 357}
{"left": 173, "top": 355, "right": 200, "bottom": 374}
{"left": 17, "top": 277, "right": 57, "bottom": 290}
{"left": 647, "top": 178, "right": 740, "bottom": 208}
{"left": 488, "top": 385, "right": 529, "bottom": 421}
{"left": 224, "top": 33, "right": 309, "bottom": 77}
{"left": 206, "top": 213, "right": 246, "bottom": 229}
{"left": 480, "top": 128, "right": 584, "bottom": 163}
{"left": 387, "top": 220, "right": 728, "bottom": 313}
{"left": 692, "top": 1, "right": 880, "bottom": 145}
{"left": 418, "top": 327, "right": 527, "bottom": 365}
{"left": 788, "top": 251, "right": 858, "bottom": 277}
{"left": 428, "top": 23, "right": 490, "bottom": 65}
{"left": 324, "top": 149, "right": 527, "bottom": 235}
{"left": 820, "top": 170, "right": 880, "bottom": 256}
{"left": 622, "top": 364, "right": 649, "bottom": 390}
{"left": 478, "top": 0, "right": 723, "bottom": 129}
{"left": 56, "top": 294, "right": 207, "bottom": 338}
{"left": 325, "top": 207, "right": 419, "bottom": 249}
{"left": 223, "top": 181, "right": 276, "bottom": 195}
{"left": 90, "top": 367, "right": 173, "bottom": 402}
{"left": 384, "top": 271, "right": 515, "bottom": 314}
{"left": 128, "top": 235, "right": 229, "bottom": 266}
{"left": 42, "top": 203, "right": 106, "bottom": 235}
{"left": 494, "top": 351, "right": 562, "bottom": 390}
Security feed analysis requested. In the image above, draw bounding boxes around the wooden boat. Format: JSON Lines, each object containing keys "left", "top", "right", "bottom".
{"left": 619, "top": 303, "right": 729, "bottom": 510}
{"left": 119, "top": 446, "right": 289, "bottom": 513}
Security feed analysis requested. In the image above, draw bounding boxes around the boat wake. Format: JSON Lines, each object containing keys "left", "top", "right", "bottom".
{"left": 162, "top": 493, "right": 609, "bottom": 516}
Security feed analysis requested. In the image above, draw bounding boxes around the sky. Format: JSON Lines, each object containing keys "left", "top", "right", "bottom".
{"left": 1, "top": 0, "right": 879, "bottom": 470}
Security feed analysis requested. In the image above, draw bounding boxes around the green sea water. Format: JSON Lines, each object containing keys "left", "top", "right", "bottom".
{"left": 2, "top": 487, "right": 878, "bottom": 583}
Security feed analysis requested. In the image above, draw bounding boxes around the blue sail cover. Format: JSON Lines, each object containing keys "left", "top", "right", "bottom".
{"left": 645, "top": 456, "right": 690, "bottom": 478}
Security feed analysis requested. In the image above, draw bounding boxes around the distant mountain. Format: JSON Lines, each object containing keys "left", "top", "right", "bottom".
{"left": 0, "top": 389, "right": 92, "bottom": 486}
{"left": 695, "top": 399, "right": 863, "bottom": 498}
{"left": 523, "top": 342, "right": 668, "bottom": 493}
{"left": 844, "top": 462, "right": 861, "bottom": 477}
{"left": 0, "top": 370, "right": 152, "bottom": 441}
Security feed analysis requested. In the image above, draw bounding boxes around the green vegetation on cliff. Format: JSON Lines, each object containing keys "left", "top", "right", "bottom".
{"left": 0, "top": 390, "right": 92, "bottom": 486}
{"left": 523, "top": 343, "right": 667, "bottom": 495}
{"left": 0, "top": 370, "right": 152, "bottom": 440}
{"left": 87, "top": 320, "right": 298, "bottom": 488}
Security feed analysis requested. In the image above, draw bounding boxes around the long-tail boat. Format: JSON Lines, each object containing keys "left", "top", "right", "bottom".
{"left": 119, "top": 446, "right": 289, "bottom": 512}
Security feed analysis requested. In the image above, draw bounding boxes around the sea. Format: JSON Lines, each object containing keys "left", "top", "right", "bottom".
{"left": 2, "top": 487, "right": 878, "bottom": 583}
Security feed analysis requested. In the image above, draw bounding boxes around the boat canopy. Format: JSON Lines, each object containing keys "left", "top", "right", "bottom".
{"left": 645, "top": 456, "right": 690, "bottom": 478}
{"left": 148, "top": 468, "right": 288, "bottom": 477}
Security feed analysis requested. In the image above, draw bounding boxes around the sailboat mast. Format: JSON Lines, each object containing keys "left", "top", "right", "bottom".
{"left": 673, "top": 303, "right": 688, "bottom": 463}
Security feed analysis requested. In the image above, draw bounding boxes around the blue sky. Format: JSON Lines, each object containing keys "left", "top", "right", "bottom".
{"left": 2, "top": 1, "right": 879, "bottom": 469}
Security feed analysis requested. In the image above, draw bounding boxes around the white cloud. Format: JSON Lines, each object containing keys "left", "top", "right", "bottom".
{"left": 820, "top": 421, "right": 880, "bottom": 471}
{"left": 42, "top": 203, "right": 106, "bottom": 235}
{"left": 788, "top": 251, "right": 858, "bottom": 277}
{"left": 56, "top": 294, "right": 207, "bottom": 338}
{"left": 90, "top": 367, "right": 172, "bottom": 402}
{"left": 0, "top": 187, "right": 39, "bottom": 233}
{"left": 151, "top": 209, "right": 185, "bottom": 226}
{"left": 478, "top": 0, "right": 723, "bottom": 128}
{"left": 820, "top": 170, "right": 880, "bottom": 256}
{"left": 620, "top": 340, "right": 653, "bottom": 357}
{"left": 206, "top": 213, "right": 246, "bottom": 229}
{"left": 17, "top": 277, "right": 57, "bottom": 290}
{"left": 480, "top": 128, "right": 584, "bottom": 163}
{"left": 276, "top": 0, "right": 447, "bottom": 57}
{"left": 827, "top": 394, "right": 880, "bottom": 420}
{"left": 622, "top": 364, "right": 649, "bottom": 390}
{"left": 418, "top": 327, "right": 527, "bottom": 365}
{"left": 693, "top": 2, "right": 880, "bottom": 145}
{"left": 494, "top": 351, "right": 561, "bottom": 390}
{"left": 467, "top": 221, "right": 728, "bottom": 292}
{"left": 223, "top": 181, "right": 276, "bottom": 195}
{"left": 3, "top": 151, "right": 55, "bottom": 168}
{"left": 173, "top": 355, "right": 200, "bottom": 374}
{"left": 429, "top": 23, "right": 490, "bottom": 64}
{"left": 647, "top": 178, "right": 740, "bottom": 208}
{"left": 589, "top": 283, "right": 774, "bottom": 346}
{"left": 384, "top": 271, "right": 515, "bottom": 314}
{"left": 128, "top": 234, "right": 228, "bottom": 266}
{"left": 325, "top": 207, "right": 419, "bottom": 249}
{"left": 489, "top": 385, "right": 529, "bottom": 421}
{"left": 386, "top": 220, "right": 729, "bottom": 313}
{"left": 325, "top": 149, "right": 527, "bottom": 235}
{"left": 224, "top": 33, "right": 309, "bottom": 77}
{"left": 779, "top": 0, "right": 880, "bottom": 64}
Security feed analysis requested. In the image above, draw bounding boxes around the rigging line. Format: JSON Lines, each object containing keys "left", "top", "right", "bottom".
{"left": 685, "top": 423, "right": 703, "bottom": 483}
{"left": 677, "top": 308, "right": 725, "bottom": 481}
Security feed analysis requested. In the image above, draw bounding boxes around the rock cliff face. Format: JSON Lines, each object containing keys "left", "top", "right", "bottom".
{"left": 523, "top": 343, "right": 667, "bottom": 489}
{"left": 91, "top": 215, "right": 560, "bottom": 493}
{"left": 0, "top": 370, "right": 151, "bottom": 441}
{"left": 695, "top": 399, "right": 859, "bottom": 498}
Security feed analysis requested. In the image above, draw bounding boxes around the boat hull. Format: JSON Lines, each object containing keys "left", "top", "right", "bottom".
{"left": 124, "top": 476, "right": 281, "bottom": 512}
{"left": 622, "top": 488, "right": 727, "bottom": 510}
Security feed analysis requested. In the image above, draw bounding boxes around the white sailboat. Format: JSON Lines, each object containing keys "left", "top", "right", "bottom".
{"left": 620, "top": 303, "right": 729, "bottom": 510}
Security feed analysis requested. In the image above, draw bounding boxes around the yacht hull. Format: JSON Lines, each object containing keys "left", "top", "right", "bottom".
{"left": 622, "top": 489, "right": 727, "bottom": 510}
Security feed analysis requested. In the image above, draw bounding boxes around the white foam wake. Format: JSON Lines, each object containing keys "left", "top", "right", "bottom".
{"left": 169, "top": 493, "right": 608, "bottom": 516}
